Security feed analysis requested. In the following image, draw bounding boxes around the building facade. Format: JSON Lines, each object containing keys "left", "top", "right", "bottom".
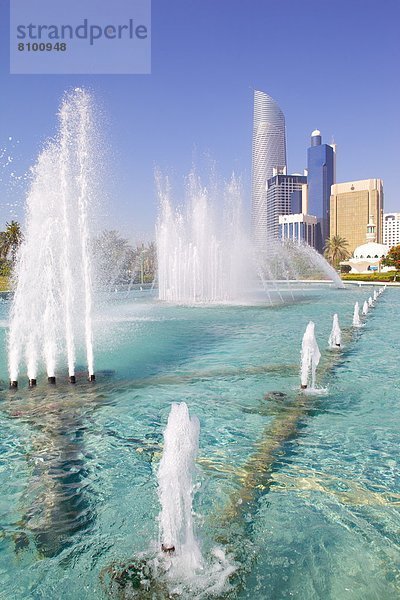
{"left": 279, "top": 213, "right": 317, "bottom": 246}
{"left": 251, "top": 90, "right": 287, "bottom": 249}
{"left": 266, "top": 172, "right": 307, "bottom": 240}
{"left": 330, "top": 179, "right": 384, "bottom": 255}
{"left": 383, "top": 213, "right": 400, "bottom": 248}
{"left": 307, "top": 130, "right": 335, "bottom": 253}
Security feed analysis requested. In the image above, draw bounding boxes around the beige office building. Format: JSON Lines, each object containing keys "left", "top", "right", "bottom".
{"left": 330, "top": 179, "right": 384, "bottom": 254}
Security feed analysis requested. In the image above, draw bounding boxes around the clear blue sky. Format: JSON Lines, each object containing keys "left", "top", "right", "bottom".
{"left": 0, "top": 0, "right": 399, "bottom": 242}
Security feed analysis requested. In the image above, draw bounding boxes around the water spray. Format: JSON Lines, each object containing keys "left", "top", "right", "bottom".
{"left": 300, "top": 321, "right": 321, "bottom": 389}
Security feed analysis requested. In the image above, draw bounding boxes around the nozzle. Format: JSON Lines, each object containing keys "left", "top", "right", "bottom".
{"left": 300, "top": 384, "right": 307, "bottom": 389}
{"left": 9, "top": 380, "right": 18, "bottom": 389}
{"left": 29, "top": 379, "right": 37, "bottom": 388}
{"left": 161, "top": 544, "right": 175, "bottom": 554}
{"left": 88, "top": 374, "right": 95, "bottom": 382}
{"left": 69, "top": 375, "right": 76, "bottom": 384}
{"left": 48, "top": 376, "right": 56, "bottom": 384}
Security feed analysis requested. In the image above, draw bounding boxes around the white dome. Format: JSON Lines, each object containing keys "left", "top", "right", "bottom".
{"left": 311, "top": 129, "right": 321, "bottom": 137}
{"left": 353, "top": 241, "right": 389, "bottom": 259}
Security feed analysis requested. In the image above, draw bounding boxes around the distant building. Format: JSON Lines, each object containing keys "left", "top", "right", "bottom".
{"left": 341, "top": 216, "right": 389, "bottom": 274}
{"left": 307, "top": 130, "right": 336, "bottom": 253}
{"left": 251, "top": 90, "right": 287, "bottom": 249}
{"left": 279, "top": 213, "right": 317, "bottom": 247}
{"left": 383, "top": 213, "right": 400, "bottom": 248}
{"left": 330, "top": 179, "right": 384, "bottom": 255}
{"left": 266, "top": 171, "right": 307, "bottom": 240}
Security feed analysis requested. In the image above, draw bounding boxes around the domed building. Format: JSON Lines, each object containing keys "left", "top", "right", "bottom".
{"left": 341, "top": 217, "right": 390, "bottom": 274}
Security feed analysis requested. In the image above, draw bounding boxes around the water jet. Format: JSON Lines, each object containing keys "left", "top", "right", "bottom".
{"left": 353, "top": 302, "right": 362, "bottom": 327}
{"left": 300, "top": 321, "right": 321, "bottom": 390}
{"left": 328, "top": 313, "right": 341, "bottom": 348}
{"left": 7, "top": 88, "right": 96, "bottom": 385}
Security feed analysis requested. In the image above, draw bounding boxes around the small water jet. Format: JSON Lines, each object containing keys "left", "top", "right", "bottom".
{"left": 103, "top": 402, "right": 235, "bottom": 598}
{"left": 368, "top": 296, "right": 374, "bottom": 307}
{"left": 353, "top": 302, "right": 362, "bottom": 327}
{"left": 8, "top": 89, "right": 97, "bottom": 387}
{"left": 328, "top": 313, "right": 341, "bottom": 348}
{"left": 300, "top": 321, "right": 321, "bottom": 389}
{"left": 157, "top": 402, "right": 202, "bottom": 577}
{"left": 362, "top": 301, "right": 369, "bottom": 316}
{"left": 373, "top": 289, "right": 378, "bottom": 302}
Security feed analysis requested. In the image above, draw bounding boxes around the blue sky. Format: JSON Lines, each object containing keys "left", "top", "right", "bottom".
{"left": 0, "top": 0, "right": 399, "bottom": 242}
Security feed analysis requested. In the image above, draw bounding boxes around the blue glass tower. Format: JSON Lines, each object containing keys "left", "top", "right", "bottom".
{"left": 307, "top": 130, "right": 335, "bottom": 253}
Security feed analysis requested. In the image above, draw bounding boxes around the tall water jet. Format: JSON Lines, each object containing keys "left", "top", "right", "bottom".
{"left": 362, "top": 300, "right": 369, "bottom": 316}
{"left": 156, "top": 169, "right": 343, "bottom": 304}
{"left": 157, "top": 402, "right": 202, "bottom": 578}
{"left": 300, "top": 321, "right": 321, "bottom": 389}
{"left": 368, "top": 296, "right": 374, "bottom": 307}
{"left": 156, "top": 171, "right": 250, "bottom": 303}
{"left": 373, "top": 289, "right": 378, "bottom": 302}
{"left": 328, "top": 313, "right": 341, "bottom": 348}
{"left": 8, "top": 89, "right": 97, "bottom": 386}
{"left": 353, "top": 302, "right": 362, "bottom": 327}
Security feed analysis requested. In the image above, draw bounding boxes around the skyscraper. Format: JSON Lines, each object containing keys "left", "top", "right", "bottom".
{"left": 330, "top": 179, "right": 384, "bottom": 254}
{"left": 251, "top": 90, "right": 287, "bottom": 249}
{"left": 266, "top": 171, "right": 307, "bottom": 239}
{"left": 307, "top": 130, "right": 335, "bottom": 253}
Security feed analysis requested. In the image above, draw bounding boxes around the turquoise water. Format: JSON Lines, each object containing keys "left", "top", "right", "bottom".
{"left": 0, "top": 285, "right": 399, "bottom": 599}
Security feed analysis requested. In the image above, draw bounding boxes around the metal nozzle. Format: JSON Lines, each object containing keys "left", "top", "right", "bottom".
{"left": 48, "top": 376, "right": 56, "bottom": 384}
{"left": 29, "top": 379, "right": 37, "bottom": 388}
{"left": 69, "top": 375, "right": 76, "bottom": 384}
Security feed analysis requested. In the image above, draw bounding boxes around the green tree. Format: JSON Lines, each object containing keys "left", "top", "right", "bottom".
{"left": 0, "top": 221, "right": 23, "bottom": 261}
{"left": 382, "top": 245, "right": 400, "bottom": 271}
{"left": 324, "top": 235, "right": 351, "bottom": 268}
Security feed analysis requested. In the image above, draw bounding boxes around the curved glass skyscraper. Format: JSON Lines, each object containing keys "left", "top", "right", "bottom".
{"left": 251, "top": 90, "right": 287, "bottom": 249}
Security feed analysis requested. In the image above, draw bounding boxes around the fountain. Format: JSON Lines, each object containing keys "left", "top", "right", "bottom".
{"left": 156, "top": 171, "right": 250, "bottom": 303}
{"left": 157, "top": 402, "right": 202, "bottom": 576}
{"left": 8, "top": 89, "right": 97, "bottom": 387}
{"left": 156, "top": 171, "right": 343, "bottom": 304}
{"left": 103, "top": 402, "right": 235, "bottom": 598}
{"left": 362, "top": 300, "right": 369, "bottom": 316}
{"left": 373, "top": 289, "right": 378, "bottom": 301}
{"left": 368, "top": 296, "right": 374, "bottom": 307}
{"left": 328, "top": 313, "right": 341, "bottom": 348}
{"left": 353, "top": 302, "right": 362, "bottom": 327}
{"left": 300, "top": 321, "right": 321, "bottom": 389}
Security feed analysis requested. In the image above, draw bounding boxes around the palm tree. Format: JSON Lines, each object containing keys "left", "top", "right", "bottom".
{"left": 3, "top": 221, "right": 23, "bottom": 262}
{"left": 324, "top": 235, "right": 351, "bottom": 268}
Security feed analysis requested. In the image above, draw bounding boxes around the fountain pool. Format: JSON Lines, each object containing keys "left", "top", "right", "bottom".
{"left": 0, "top": 284, "right": 399, "bottom": 599}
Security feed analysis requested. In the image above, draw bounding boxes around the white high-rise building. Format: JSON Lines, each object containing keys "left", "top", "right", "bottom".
{"left": 383, "top": 213, "right": 400, "bottom": 248}
{"left": 251, "top": 90, "right": 287, "bottom": 249}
